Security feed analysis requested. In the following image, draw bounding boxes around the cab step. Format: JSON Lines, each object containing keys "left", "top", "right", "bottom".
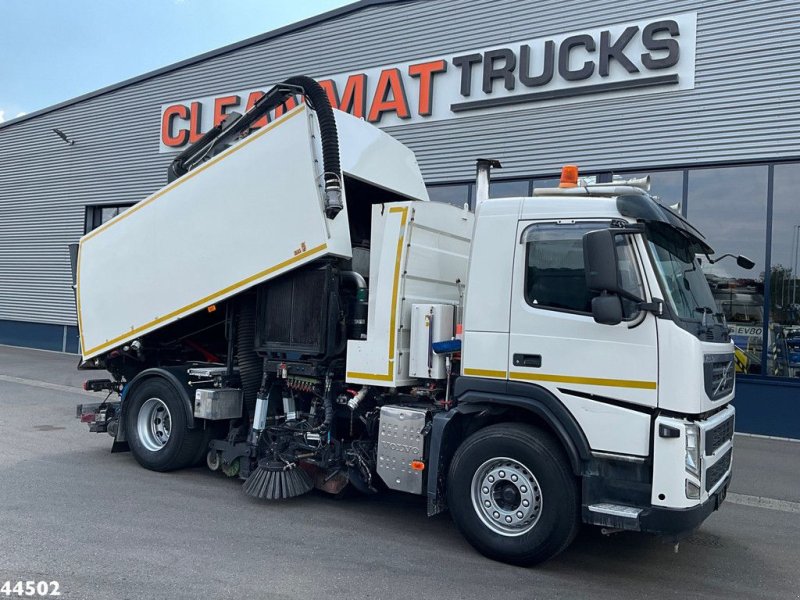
{"left": 584, "top": 503, "right": 643, "bottom": 531}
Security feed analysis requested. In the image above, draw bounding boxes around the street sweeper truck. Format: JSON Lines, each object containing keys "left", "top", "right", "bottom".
{"left": 73, "top": 76, "right": 743, "bottom": 566}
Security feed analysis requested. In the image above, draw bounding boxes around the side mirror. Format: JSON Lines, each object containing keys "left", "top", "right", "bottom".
{"left": 591, "top": 295, "right": 623, "bottom": 326}
{"left": 584, "top": 228, "right": 623, "bottom": 295}
{"left": 737, "top": 255, "right": 755, "bottom": 270}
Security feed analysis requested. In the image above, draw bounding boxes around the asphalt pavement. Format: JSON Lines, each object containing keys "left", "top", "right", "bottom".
{"left": 1, "top": 344, "right": 799, "bottom": 600}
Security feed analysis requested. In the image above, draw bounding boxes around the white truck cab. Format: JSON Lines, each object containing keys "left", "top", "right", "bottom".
{"left": 457, "top": 164, "right": 734, "bottom": 533}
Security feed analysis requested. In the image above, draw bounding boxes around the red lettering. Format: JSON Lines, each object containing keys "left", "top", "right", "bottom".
{"left": 340, "top": 74, "right": 368, "bottom": 119}
{"left": 245, "top": 91, "right": 270, "bottom": 128}
{"left": 161, "top": 104, "right": 189, "bottom": 147}
{"left": 274, "top": 95, "right": 299, "bottom": 118}
{"left": 368, "top": 68, "right": 410, "bottom": 123}
{"left": 213, "top": 95, "right": 240, "bottom": 127}
{"left": 312, "top": 76, "right": 368, "bottom": 119}
{"left": 189, "top": 101, "right": 204, "bottom": 143}
{"left": 408, "top": 59, "right": 447, "bottom": 116}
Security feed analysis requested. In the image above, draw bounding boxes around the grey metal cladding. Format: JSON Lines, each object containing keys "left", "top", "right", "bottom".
{"left": 0, "top": 0, "right": 797, "bottom": 329}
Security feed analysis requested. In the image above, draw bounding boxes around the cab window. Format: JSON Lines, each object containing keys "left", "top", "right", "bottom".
{"left": 523, "top": 222, "right": 644, "bottom": 319}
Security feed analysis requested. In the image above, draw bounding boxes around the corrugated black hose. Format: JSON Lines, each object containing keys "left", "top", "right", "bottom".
{"left": 236, "top": 301, "right": 261, "bottom": 417}
{"left": 281, "top": 76, "right": 342, "bottom": 217}
{"left": 168, "top": 75, "right": 343, "bottom": 218}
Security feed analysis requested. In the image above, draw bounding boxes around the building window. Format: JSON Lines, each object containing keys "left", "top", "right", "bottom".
{"left": 767, "top": 164, "right": 800, "bottom": 378}
{"left": 470, "top": 178, "right": 532, "bottom": 205}
{"left": 490, "top": 179, "right": 530, "bottom": 198}
{"left": 85, "top": 204, "right": 133, "bottom": 233}
{"left": 688, "top": 166, "right": 769, "bottom": 374}
{"left": 619, "top": 170, "right": 685, "bottom": 212}
{"left": 426, "top": 184, "right": 471, "bottom": 209}
{"left": 533, "top": 177, "right": 561, "bottom": 189}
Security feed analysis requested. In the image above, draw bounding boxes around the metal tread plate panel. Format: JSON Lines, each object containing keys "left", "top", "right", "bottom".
{"left": 377, "top": 405, "right": 427, "bottom": 494}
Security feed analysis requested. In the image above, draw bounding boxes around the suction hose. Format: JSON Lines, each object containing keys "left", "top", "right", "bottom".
{"left": 168, "top": 75, "right": 343, "bottom": 218}
{"left": 236, "top": 301, "right": 261, "bottom": 417}
{"left": 282, "top": 75, "right": 343, "bottom": 218}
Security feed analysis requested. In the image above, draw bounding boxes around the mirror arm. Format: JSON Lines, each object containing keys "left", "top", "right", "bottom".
{"left": 704, "top": 252, "right": 735, "bottom": 265}
{"left": 592, "top": 288, "right": 645, "bottom": 304}
{"left": 639, "top": 298, "right": 663, "bottom": 315}
{"left": 593, "top": 289, "right": 663, "bottom": 315}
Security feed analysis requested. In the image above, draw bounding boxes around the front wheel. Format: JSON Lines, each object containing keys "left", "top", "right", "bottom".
{"left": 447, "top": 423, "right": 579, "bottom": 566}
{"left": 125, "top": 378, "right": 205, "bottom": 472}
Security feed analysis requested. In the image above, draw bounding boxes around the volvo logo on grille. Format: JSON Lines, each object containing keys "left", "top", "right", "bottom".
{"left": 714, "top": 361, "right": 733, "bottom": 396}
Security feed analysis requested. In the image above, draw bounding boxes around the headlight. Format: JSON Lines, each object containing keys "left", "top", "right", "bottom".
{"left": 685, "top": 423, "right": 701, "bottom": 477}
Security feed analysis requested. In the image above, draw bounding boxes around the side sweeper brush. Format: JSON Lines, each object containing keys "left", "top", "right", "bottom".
{"left": 243, "top": 459, "right": 313, "bottom": 500}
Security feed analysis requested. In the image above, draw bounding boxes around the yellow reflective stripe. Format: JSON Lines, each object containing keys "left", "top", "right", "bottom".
{"left": 463, "top": 367, "right": 507, "bottom": 379}
{"left": 386, "top": 206, "right": 408, "bottom": 365}
{"left": 510, "top": 371, "right": 657, "bottom": 390}
{"left": 345, "top": 371, "right": 394, "bottom": 382}
{"left": 348, "top": 206, "right": 409, "bottom": 382}
{"left": 82, "top": 242, "right": 328, "bottom": 358}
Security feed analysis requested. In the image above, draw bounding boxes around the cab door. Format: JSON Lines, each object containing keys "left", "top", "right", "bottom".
{"left": 508, "top": 220, "right": 659, "bottom": 413}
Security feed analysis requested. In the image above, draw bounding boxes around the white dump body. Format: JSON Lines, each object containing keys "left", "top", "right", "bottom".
{"left": 77, "top": 105, "right": 428, "bottom": 359}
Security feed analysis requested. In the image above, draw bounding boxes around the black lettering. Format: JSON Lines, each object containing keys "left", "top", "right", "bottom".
{"left": 599, "top": 26, "right": 640, "bottom": 76}
{"left": 558, "top": 34, "right": 596, "bottom": 81}
{"left": 482, "top": 48, "right": 516, "bottom": 93}
{"left": 642, "top": 20, "right": 680, "bottom": 69}
{"left": 453, "top": 53, "right": 483, "bottom": 97}
{"left": 519, "top": 41, "right": 554, "bottom": 87}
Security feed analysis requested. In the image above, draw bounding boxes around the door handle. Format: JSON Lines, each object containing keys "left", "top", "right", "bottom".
{"left": 513, "top": 354, "right": 542, "bottom": 368}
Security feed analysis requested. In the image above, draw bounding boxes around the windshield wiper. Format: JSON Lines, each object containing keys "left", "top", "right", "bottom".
{"left": 695, "top": 306, "right": 713, "bottom": 327}
{"left": 695, "top": 306, "right": 726, "bottom": 328}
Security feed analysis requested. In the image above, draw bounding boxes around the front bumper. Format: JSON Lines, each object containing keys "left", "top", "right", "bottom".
{"left": 583, "top": 472, "right": 730, "bottom": 536}
{"left": 638, "top": 474, "right": 730, "bottom": 536}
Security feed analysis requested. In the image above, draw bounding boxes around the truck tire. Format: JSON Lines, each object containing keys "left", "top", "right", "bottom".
{"left": 125, "top": 378, "right": 205, "bottom": 472}
{"left": 447, "top": 423, "right": 579, "bottom": 566}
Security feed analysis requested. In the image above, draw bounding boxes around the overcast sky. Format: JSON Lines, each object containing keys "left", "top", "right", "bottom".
{"left": 0, "top": 0, "right": 353, "bottom": 123}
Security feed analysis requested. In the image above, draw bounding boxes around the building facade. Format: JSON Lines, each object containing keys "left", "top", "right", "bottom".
{"left": 0, "top": 0, "right": 797, "bottom": 437}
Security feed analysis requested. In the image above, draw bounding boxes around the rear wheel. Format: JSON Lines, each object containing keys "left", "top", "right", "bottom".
{"left": 125, "top": 378, "right": 205, "bottom": 472}
{"left": 447, "top": 423, "right": 579, "bottom": 566}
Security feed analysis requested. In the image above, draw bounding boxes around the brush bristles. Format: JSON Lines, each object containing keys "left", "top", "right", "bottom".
{"left": 243, "top": 460, "right": 314, "bottom": 500}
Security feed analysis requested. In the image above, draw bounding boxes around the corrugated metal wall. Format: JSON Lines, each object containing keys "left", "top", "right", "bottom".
{"left": 0, "top": 0, "right": 797, "bottom": 328}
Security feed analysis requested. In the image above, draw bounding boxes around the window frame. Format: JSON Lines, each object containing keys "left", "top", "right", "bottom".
{"left": 520, "top": 219, "right": 613, "bottom": 318}
{"left": 84, "top": 204, "right": 135, "bottom": 234}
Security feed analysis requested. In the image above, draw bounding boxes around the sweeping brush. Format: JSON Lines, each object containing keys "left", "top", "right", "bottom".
{"left": 243, "top": 459, "right": 313, "bottom": 500}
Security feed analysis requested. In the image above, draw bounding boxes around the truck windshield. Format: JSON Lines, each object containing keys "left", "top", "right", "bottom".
{"left": 645, "top": 223, "right": 721, "bottom": 324}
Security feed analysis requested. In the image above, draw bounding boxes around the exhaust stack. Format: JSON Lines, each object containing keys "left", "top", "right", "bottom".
{"left": 475, "top": 158, "right": 502, "bottom": 205}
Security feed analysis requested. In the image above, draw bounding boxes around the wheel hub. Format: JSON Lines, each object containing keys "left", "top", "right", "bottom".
{"left": 471, "top": 457, "right": 542, "bottom": 536}
{"left": 137, "top": 397, "right": 172, "bottom": 452}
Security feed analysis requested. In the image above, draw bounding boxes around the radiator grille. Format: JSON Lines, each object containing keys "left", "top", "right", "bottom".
{"left": 705, "top": 449, "right": 732, "bottom": 492}
{"left": 705, "top": 415, "right": 734, "bottom": 456}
